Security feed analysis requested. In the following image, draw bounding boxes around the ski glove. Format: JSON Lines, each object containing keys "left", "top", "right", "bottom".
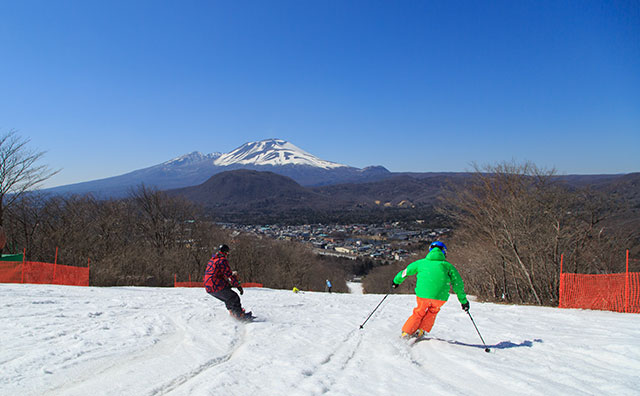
{"left": 237, "top": 286, "right": 244, "bottom": 295}
{"left": 391, "top": 281, "right": 399, "bottom": 289}
{"left": 461, "top": 302, "right": 470, "bottom": 312}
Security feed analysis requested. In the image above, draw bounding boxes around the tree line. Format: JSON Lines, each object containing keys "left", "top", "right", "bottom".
{"left": 2, "top": 186, "right": 350, "bottom": 291}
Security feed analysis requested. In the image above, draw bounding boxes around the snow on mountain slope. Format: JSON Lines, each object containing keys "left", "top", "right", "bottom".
{"left": 162, "top": 151, "right": 222, "bottom": 167}
{"left": 40, "top": 138, "right": 390, "bottom": 197}
{"left": 2, "top": 284, "right": 639, "bottom": 396}
{"left": 214, "top": 138, "right": 347, "bottom": 169}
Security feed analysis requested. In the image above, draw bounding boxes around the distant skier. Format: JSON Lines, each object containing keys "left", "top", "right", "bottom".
{"left": 392, "top": 241, "right": 469, "bottom": 338}
{"left": 204, "top": 244, "right": 254, "bottom": 321}
{"left": 326, "top": 279, "right": 332, "bottom": 293}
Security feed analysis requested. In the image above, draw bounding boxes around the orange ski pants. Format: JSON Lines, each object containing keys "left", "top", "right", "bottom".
{"left": 402, "top": 297, "right": 446, "bottom": 335}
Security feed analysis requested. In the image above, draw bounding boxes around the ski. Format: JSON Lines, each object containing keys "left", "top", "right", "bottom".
{"left": 409, "top": 336, "right": 429, "bottom": 346}
{"left": 401, "top": 333, "right": 428, "bottom": 346}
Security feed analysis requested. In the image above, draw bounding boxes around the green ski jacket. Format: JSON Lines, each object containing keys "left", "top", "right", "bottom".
{"left": 393, "top": 248, "right": 468, "bottom": 303}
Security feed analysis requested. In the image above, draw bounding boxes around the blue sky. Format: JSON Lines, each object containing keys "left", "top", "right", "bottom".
{"left": 1, "top": 1, "right": 638, "bottom": 188}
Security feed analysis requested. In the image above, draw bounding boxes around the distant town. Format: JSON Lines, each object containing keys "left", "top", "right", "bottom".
{"left": 220, "top": 222, "right": 451, "bottom": 262}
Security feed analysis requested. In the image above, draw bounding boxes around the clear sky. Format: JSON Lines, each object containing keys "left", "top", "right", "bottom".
{"left": 1, "top": 0, "right": 638, "bottom": 188}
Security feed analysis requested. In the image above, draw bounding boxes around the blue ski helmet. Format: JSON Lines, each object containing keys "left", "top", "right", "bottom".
{"left": 429, "top": 241, "right": 447, "bottom": 255}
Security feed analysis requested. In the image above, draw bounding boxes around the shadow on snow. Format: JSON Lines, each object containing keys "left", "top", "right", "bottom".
{"left": 418, "top": 337, "right": 544, "bottom": 350}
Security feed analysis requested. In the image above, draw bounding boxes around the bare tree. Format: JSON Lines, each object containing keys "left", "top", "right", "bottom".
{"left": 437, "top": 160, "right": 626, "bottom": 306}
{"left": 130, "top": 184, "right": 199, "bottom": 253}
{"left": 0, "top": 130, "right": 58, "bottom": 227}
{"left": 4, "top": 192, "right": 49, "bottom": 258}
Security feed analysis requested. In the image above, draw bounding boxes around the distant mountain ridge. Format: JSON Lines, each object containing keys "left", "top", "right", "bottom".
{"left": 167, "top": 169, "right": 471, "bottom": 224}
{"left": 42, "top": 138, "right": 391, "bottom": 198}
{"left": 41, "top": 138, "right": 638, "bottom": 228}
{"left": 167, "top": 169, "right": 640, "bottom": 225}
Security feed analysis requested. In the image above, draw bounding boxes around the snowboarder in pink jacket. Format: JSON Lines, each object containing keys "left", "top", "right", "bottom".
{"left": 204, "top": 244, "right": 253, "bottom": 321}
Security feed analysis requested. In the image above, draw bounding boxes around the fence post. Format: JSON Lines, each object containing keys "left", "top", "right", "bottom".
{"left": 559, "top": 253, "right": 564, "bottom": 308}
{"left": 174, "top": 274, "right": 177, "bottom": 287}
{"left": 53, "top": 247, "right": 58, "bottom": 284}
{"left": 625, "top": 250, "right": 630, "bottom": 313}
{"left": 21, "top": 248, "right": 26, "bottom": 284}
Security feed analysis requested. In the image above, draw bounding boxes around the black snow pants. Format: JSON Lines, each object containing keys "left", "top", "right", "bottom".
{"left": 209, "top": 287, "right": 243, "bottom": 316}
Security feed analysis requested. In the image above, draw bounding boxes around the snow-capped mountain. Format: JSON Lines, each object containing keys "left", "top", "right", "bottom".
{"left": 162, "top": 139, "right": 345, "bottom": 170}
{"left": 42, "top": 139, "right": 390, "bottom": 198}
{"left": 163, "top": 151, "right": 222, "bottom": 167}
{"left": 214, "top": 139, "right": 346, "bottom": 169}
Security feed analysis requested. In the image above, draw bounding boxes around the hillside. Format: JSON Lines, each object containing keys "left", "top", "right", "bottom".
{"left": 2, "top": 284, "right": 639, "bottom": 395}
{"left": 166, "top": 169, "right": 640, "bottom": 227}
{"left": 313, "top": 173, "right": 471, "bottom": 207}
{"left": 167, "top": 170, "right": 452, "bottom": 224}
{"left": 169, "top": 169, "right": 324, "bottom": 207}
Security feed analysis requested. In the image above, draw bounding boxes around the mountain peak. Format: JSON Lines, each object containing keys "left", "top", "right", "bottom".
{"left": 164, "top": 151, "right": 221, "bottom": 166}
{"left": 214, "top": 138, "right": 347, "bottom": 169}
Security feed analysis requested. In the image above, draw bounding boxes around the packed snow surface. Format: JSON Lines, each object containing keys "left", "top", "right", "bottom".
{"left": 2, "top": 284, "right": 639, "bottom": 396}
{"left": 347, "top": 281, "right": 363, "bottom": 294}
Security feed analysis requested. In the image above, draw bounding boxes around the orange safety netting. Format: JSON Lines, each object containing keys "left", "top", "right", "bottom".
{"left": 242, "top": 282, "right": 264, "bottom": 288}
{"left": 174, "top": 281, "right": 202, "bottom": 288}
{"left": 559, "top": 272, "right": 639, "bottom": 313}
{"left": 0, "top": 261, "right": 89, "bottom": 286}
{"left": 0, "top": 261, "right": 21, "bottom": 283}
{"left": 174, "top": 276, "right": 263, "bottom": 288}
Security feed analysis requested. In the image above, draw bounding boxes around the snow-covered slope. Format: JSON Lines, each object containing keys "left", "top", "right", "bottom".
{"left": 214, "top": 139, "right": 347, "bottom": 169}
{"left": 2, "top": 284, "right": 639, "bottom": 395}
{"left": 162, "top": 151, "right": 222, "bottom": 167}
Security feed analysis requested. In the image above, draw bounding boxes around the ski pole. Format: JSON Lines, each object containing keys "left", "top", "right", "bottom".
{"left": 359, "top": 293, "right": 389, "bottom": 329}
{"left": 467, "top": 310, "right": 491, "bottom": 353}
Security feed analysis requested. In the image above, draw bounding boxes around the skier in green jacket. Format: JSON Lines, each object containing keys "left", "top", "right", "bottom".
{"left": 392, "top": 241, "right": 469, "bottom": 338}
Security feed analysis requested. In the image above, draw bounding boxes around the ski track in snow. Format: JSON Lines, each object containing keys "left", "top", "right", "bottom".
{"left": 148, "top": 321, "right": 246, "bottom": 395}
{"left": 293, "top": 329, "right": 364, "bottom": 395}
{"left": 1, "top": 284, "right": 640, "bottom": 396}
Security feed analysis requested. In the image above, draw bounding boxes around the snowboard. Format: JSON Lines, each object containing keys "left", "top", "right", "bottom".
{"left": 229, "top": 310, "right": 259, "bottom": 322}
